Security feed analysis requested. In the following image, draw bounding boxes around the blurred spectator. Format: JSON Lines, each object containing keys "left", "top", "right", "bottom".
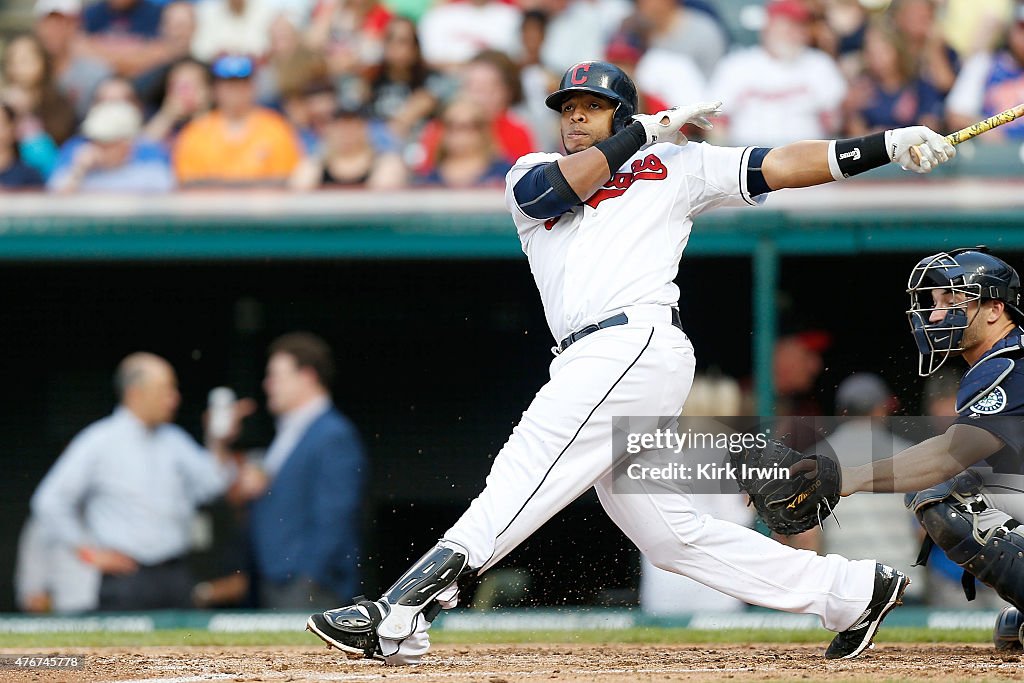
{"left": 892, "top": 0, "right": 959, "bottom": 98}
{"left": 946, "top": 4, "right": 1024, "bottom": 141}
{"left": 33, "top": 0, "right": 113, "bottom": 119}
{"left": 816, "top": 0, "right": 868, "bottom": 78}
{"left": 632, "top": 0, "right": 728, "bottom": 77}
{"left": 772, "top": 329, "right": 829, "bottom": 415}
{"left": 191, "top": 0, "right": 277, "bottom": 62}
{"left": 605, "top": 23, "right": 706, "bottom": 116}
{"left": 31, "top": 352, "right": 237, "bottom": 610}
{"left": 814, "top": 373, "right": 924, "bottom": 601}
{"left": 843, "top": 21, "right": 943, "bottom": 135}
{"left": 0, "top": 104, "right": 45, "bottom": 189}
{"left": 289, "top": 103, "right": 406, "bottom": 189}
{"left": 942, "top": 0, "right": 1015, "bottom": 60}
{"left": 281, "top": 79, "right": 338, "bottom": 155}
{"left": 1, "top": 33, "right": 77, "bottom": 146}
{"left": 248, "top": 332, "right": 367, "bottom": 609}
{"left": 416, "top": 50, "right": 535, "bottom": 171}
{"left": 78, "top": 0, "right": 182, "bottom": 78}
{"left": 131, "top": 1, "right": 200, "bottom": 103}
{"left": 306, "top": 0, "right": 392, "bottom": 101}
{"left": 173, "top": 55, "right": 302, "bottom": 187}
{"left": 518, "top": 10, "right": 559, "bottom": 152}
{"left": 417, "top": 0, "right": 521, "bottom": 69}
{"left": 142, "top": 57, "right": 213, "bottom": 143}
{"left": 604, "top": 29, "right": 670, "bottom": 112}
{"left": 709, "top": 0, "right": 845, "bottom": 147}
{"left": 366, "top": 16, "right": 454, "bottom": 142}
{"left": 256, "top": 13, "right": 325, "bottom": 108}
{"left": 15, "top": 515, "right": 101, "bottom": 613}
{"left": 538, "top": 0, "right": 632, "bottom": 74}
{"left": 92, "top": 74, "right": 143, "bottom": 106}
{"left": 83, "top": 0, "right": 163, "bottom": 38}
{"left": 417, "top": 97, "right": 511, "bottom": 187}
{"left": 48, "top": 100, "right": 175, "bottom": 192}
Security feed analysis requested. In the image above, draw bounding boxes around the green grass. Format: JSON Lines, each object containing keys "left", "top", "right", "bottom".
{"left": 0, "top": 627, "right": 994, "bottom": 649}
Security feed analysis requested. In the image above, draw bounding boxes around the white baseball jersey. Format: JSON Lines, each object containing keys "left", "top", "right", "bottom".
{"left": 505, "top": 142, "right": 764, "bottom": 342}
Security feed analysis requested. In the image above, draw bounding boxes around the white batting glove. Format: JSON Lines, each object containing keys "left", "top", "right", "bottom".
{"left": 631, "top": 101, "right": 722, "bottom": 146}
{"left": 885, "top": 126, "right": 956, "bottom": 174}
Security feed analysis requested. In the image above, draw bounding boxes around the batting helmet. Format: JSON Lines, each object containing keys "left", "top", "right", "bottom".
{"left": 545, "top": 61, "right": 638, "bottom": 133}
{"left": 906, "top": 246, "right": 1023, "bottom": 375}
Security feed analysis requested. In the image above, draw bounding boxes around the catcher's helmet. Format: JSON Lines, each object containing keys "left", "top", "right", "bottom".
{"left": 545, "top": 61, "right": 638, "bottom": 133}
{"left": 906, "top": 246, "right": 1023, "bottom": 376}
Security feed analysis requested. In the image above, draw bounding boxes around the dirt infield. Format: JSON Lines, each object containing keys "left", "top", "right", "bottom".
{"left": 3, "top": 643, "right": 1023, "bottom": 683}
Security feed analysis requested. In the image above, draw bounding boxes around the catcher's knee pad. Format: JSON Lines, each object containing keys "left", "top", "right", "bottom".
{"left": 376, "top": 540, "right": 469, "bottom": 640}
{"left": 913, "top": 488, "right": 1024, "bottom": 611}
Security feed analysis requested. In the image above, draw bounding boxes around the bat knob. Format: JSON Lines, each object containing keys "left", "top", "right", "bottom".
{"left": 908, "top": 144, "right": 923, "bottom": 166}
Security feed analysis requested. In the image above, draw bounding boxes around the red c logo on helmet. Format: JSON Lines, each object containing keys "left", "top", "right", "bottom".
{"left": 570, "top": 63, "right": 591, "bottom": 85}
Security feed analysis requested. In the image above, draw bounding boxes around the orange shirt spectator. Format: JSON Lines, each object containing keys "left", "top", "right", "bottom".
{"left": 173, "top": 55, "right": 300, "bottom": 186}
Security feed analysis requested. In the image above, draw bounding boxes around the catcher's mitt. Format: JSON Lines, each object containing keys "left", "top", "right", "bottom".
{"left": 731, "top": 439, "right": 842, "bottom": 536}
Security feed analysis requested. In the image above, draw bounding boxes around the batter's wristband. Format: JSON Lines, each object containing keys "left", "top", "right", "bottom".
{"left": 595, "top": 122, "right": 646, "bottom": 174}
{"left": 828, "top": 131, "right": 889, "bottom": 180}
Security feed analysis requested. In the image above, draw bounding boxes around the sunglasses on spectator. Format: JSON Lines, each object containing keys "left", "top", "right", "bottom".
{"left": 212, "top": 55, "right": 255, "bottom": 80}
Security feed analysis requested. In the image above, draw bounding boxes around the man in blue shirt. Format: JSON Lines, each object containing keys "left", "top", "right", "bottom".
{"left": 32, "top": 352, "right": 237, "bottom": 610}
{"left": 47, "top": 100, "right": 174, "bottom": 193}
{"left": 83, "top": 0, "right": 163, "bottom": 38}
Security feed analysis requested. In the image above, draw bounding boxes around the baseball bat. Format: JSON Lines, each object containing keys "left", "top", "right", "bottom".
{"left": 908, "top": 103, "right": 1024, "bottom": 165}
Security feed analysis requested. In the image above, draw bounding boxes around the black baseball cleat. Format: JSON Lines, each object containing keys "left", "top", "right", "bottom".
{"left": 824, "top": 563, "right": 910, "bottom": 660}
{"left": 306, "top": 598, "right": 385, "bottom": 661}
{"left": 995, "top": 606, "right": 1024, "bottom": 651}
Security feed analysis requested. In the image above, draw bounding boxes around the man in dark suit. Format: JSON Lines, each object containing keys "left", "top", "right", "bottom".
{"left": 251, "top": 332, "right": 366, "bottom": 610}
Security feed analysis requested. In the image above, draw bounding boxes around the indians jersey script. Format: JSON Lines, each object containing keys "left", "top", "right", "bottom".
{"left": 505, "top": 142, "right": 764, "bottom": 342}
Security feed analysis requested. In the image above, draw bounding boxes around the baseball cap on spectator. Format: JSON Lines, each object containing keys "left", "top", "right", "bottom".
{"left": 34, "top": 0, "right": 81, "bottom": 16}
{"left": 835, "top": 373, "right": 894, "bottom": 416}
{"left": 766, "top": 0, "right": 812, "bottom": 23}
{"left": 82, "top": 101, "right": 141, "bottom": 142}
{"left": 605, "top": 30, "right": 645, "bottom": 65}
{"left": 211, "top": 55, "right": 255, "bottom": 80}
{"left": 791, "top": 329, "right": 831, "bottom": 353}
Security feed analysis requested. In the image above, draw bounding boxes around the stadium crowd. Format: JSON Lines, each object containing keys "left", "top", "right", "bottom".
{"left": 0, "top": 0, "right": 1022, "bottom": 192}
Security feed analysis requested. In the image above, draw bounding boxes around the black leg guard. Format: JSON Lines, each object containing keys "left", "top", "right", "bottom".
{"left": 913, "top": 488, "right": 1024, "bottom": 612}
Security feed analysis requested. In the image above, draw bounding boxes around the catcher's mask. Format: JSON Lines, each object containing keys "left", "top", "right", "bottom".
{"left": 906, "top": 246, "right": 1023, "bottom": 376}
{"left": 545, "top": 61, "right": 638, "bottom": 134}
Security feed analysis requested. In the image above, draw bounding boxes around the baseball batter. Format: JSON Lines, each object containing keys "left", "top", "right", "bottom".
{"left": 306, "top": 61, "right": 956, "bottom": 665}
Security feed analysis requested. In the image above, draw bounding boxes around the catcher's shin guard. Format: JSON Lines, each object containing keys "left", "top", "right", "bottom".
{"left": 911, "top": 485, "right": 1024, "bottom": 611}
